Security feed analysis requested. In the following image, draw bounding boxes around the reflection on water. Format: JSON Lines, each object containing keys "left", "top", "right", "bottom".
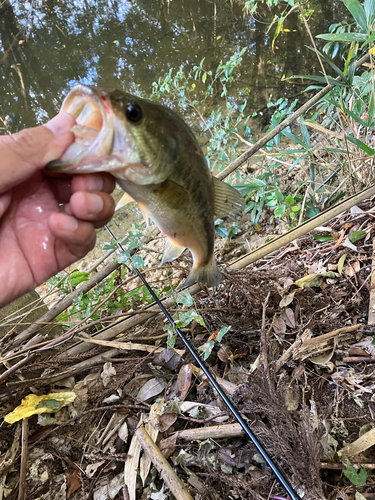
{"left": 0, "top": 0, "right": 345, "bottom": 253}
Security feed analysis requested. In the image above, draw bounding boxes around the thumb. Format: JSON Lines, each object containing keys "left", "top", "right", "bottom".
{"left": 0, "top": 113, "right": 76, "bottom": 194}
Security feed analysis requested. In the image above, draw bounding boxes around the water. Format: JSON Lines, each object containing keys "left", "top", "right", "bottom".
{"left": 0, "top": 0, "right": 347, "bottom": 257}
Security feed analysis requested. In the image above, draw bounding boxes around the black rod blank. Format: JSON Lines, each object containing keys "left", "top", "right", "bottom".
{"left": 105, "top": 225, "right": 301, "bottom": 500}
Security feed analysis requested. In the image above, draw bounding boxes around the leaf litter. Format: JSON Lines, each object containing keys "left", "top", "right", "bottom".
{"left": 2, "top": 203, "right": 375, "bottom": 499}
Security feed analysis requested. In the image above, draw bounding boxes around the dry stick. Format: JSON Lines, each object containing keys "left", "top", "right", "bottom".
{"left": 175, "top": 423, "right": 244, "bottom": 441}
{"left": 135, "top": 426, "right": 194, "bottom": 500}
{"left": 368, "top": 238, "right": 375, "bottom": 325}
{"left": 216, "top": 52, "right": 370, "bottom": 182}
{"left": 18, "top": 418, "right": 29, "bottom": 500}
{"left": 342, "top": 356, "right": 375, "bottom": 363}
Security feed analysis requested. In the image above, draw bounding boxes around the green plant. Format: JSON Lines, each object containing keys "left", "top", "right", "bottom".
{"left": 165, "top": 291, "right": 207, "bottom": 348}
{"left": 151, "top": 48, "right": 252, "bottom": 173}
{"left": 198, "top": 326, "right": 231, "bottom": 361}
{"left": 343, "top": 466, "right": 367, "bottom": 486}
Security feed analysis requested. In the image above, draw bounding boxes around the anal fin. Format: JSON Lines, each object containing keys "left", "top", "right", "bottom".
{"left": 160, "top": 237, "right": 186, "bottom": 266}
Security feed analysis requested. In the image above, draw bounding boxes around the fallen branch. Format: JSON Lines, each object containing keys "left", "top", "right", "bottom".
{"left": 292, "top": 324, "right": 361, "bottom": 361}
{"left": 18, "top": 418, "right": 28, "bottom": 500}
{"left": 135, "top": 425, "right": 194, "bottom": 500}
{"left": 175, "top": 423, "right": 244, "bottom": 441}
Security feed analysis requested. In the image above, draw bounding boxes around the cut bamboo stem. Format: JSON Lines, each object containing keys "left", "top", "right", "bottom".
{"left": 135, "top": 425, "right": 194, "bottom": 500}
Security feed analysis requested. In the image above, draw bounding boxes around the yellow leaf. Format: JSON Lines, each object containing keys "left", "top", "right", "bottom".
{"left": 338, "top": 253, "right": 347, "bottom": 275}
{"left": 369, "top": 47, "right": 375, "bottom": 56}
{"left": 5, "top": 392, "right": 77, "bottom": 424}
{"left": 295, "top": 273, "right": 323, "bottom": 288}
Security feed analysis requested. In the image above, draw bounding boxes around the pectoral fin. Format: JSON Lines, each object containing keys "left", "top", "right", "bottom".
{"left": 160, "top": 237, "right": 186, "bottom": 266}
{"left": 212, "top": 177, "right": 245, "bottom": 221}
{"left": 115, "top": 192, "right": 136, "bottom": 211}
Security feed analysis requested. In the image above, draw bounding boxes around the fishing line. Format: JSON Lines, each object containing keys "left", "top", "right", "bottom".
{"left": 104, "top": 225, "right": 301, "bottom": 500}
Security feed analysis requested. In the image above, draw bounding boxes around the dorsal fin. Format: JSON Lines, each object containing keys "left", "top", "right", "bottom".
{"left": 212, "top": 177, "right": 245, "bottom": 221}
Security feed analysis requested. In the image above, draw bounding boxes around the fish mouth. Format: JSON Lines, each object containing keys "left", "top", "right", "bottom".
{"left": 48, "top": 84, "right": 120, "bottom": 173}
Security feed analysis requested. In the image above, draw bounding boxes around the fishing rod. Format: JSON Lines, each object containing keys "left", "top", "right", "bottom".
{"left": 105, "top": 225, "right": 301, "bottom": 500}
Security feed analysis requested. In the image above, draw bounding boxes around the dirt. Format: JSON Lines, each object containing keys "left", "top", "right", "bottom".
{"left": 1, "top": 203, "right": 375, "bottom": 500}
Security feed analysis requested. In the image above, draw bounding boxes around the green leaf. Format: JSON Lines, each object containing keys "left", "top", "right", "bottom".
{"left": 338, "top": 253, "right": 347, "bottom": 274}
{"left": 293, "top": 75, "right": 348, "bottom": 87}
{"left": 285, "top": 195, "right": 295, "bottom": 205}
{"left": 346, "top": 136, "right": 375, "bottom": 155}
{"left": 349, "top": 230, "right": 366, "bottom": 243}
{"left": 343, "top": 466, "right": 367, "bottom": 486}
{"left": 344, "top": 0, "right": 367, "bottom": 31}
{"left": 131, "top": 255, "right": 144, "bottom": 268}
{"left": 177, "top": 291, "right": 194, "bottom": 307}
{"left": 217, "top": 326, "right": 231, "bottom": 342}
{"left": 194, "top": 314, "right": 207, "bottom": 328}
{"left": 313, "top": 234, "right": 335, "bottom": 242}
{"left": 275, "top": 205, "right": 286, "bottom": 217}
{"left": 316, "top": 33, "right": 368, "bottom": 42}
{"left": 118, "top": 251, "right": 130, "bottom": 264}
{"left": 364, "top": 0, "right": 375, "bottom": 24}
{"left": 342, "top": 107, "right": 368, "bottom": 127}
{"left": 363, "top": 32, "right": 375, "bottom": 45}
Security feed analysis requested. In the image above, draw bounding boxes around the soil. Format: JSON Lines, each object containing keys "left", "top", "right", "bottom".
{"left": 1, "top": 202, "right": 375, "bottom": 500}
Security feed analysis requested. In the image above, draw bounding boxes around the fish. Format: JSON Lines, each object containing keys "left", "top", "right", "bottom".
{"left": 48, "top": 84, "right": 245, "bottom": 288}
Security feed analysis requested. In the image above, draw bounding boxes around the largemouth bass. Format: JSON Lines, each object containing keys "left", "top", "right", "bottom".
{"left": 48, "top": 84, "right": 244, "bottom": 288}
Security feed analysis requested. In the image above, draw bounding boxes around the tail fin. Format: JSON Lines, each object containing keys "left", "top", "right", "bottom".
{"left": 179, "top": 256, "right": 222, "bottom": 289}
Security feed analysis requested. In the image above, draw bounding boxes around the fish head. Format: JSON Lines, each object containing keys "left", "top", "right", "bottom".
{"left": 48, "top": 84, "right": 180, "bottom": 185}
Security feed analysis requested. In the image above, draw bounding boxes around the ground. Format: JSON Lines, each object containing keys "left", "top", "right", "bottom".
{"left": 1, "top": 201, "right": 375, "bottom": 500}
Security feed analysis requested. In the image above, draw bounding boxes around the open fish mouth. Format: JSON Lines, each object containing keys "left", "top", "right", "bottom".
{"left": 48, "top": 84, "right": 120, "bottom": 173}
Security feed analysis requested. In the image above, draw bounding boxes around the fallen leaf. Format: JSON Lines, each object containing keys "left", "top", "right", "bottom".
{"left": 337, "top": 253, "right": 347, "bottom": 275}
{"left": 153, "top": 349, "right": 181, "bottom": 371}
{"left": 101, "top": 362, "right": 116, "bottom": 388}
{"left": 67, "top": 469, "right": 82, "bottom": 498}
{"left": 137, "top": 378, "right": 167, "bottom": 402}
{"left": 5, "top": 392, "right": 76, "bottom": 424}
{"left": 281, "top": 308, "right": 295, "bottom": 329}
{"left": 159, "top": 433, "right": 177, "bottom": 459}
{"left": 295, "top": 273, "right": 323, "bottom": 288}
{"left": 167, "top": 364, "right": 193, "bottom": 401}
{"left": 279, "top": 291, "right": 296, "bottom": 308}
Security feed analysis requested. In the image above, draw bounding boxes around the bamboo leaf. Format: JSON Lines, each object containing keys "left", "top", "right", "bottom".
{"left": 316, "top": 33, "right": 368, "bottom": 42}
{"left": 344, "top": 0, "right": 368, "bottom": 31}
{"left": 346, "top": 136, "right": 375, "bottom": 155}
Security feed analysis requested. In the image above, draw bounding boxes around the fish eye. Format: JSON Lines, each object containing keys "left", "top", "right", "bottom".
{"left": 126, "top": 102, "right": 143, "bottom": 123}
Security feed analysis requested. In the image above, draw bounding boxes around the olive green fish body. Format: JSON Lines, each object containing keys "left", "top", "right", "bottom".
{"left": 48, "top": 84, "right": 244, "bottom": 288}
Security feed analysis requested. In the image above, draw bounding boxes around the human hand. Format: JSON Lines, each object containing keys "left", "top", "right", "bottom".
{"left": 0, "top": 113, "right": 116, "bottom": 307}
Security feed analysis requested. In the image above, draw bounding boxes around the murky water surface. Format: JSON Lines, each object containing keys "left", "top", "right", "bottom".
{"left": 0, "top": 0, "right": 347, "bottom": 258}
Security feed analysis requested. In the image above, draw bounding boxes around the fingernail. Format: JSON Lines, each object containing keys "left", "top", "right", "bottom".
{"left": 61, "top": 215, "right": 79, "bottom": 232}
{"left": 88, "top": 193, "right": 104, "bottom": 214}
{"left": 45, "top": 112, "right": 75, "bottom": 136}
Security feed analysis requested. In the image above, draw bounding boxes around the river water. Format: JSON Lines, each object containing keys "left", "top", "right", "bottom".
{"left": 0, "top": 0, "right": 347, "bottom": 258}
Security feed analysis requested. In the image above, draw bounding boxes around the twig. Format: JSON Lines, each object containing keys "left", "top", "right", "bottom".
{"left": 368, "top": 238, "right": 375, "bottom": 325}
{"left": 135, "top": 425, "right": 194, "bottom": 500}
{"left": 342, "top": 356, "right": 375, "bottom": 363}
{"left": 260, "top": 292, "right": 273, "bottom": 391}
{"left": 175, "top": 423, "right": 244, "bottom": 441}
{"left": 273, "top": 329, "right": 313, "bottom": 372}
{"left": 18, "top": 418, "right": 29, "bottom": 500}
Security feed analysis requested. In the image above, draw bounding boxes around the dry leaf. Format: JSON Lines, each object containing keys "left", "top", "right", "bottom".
{"left": 137, "top": 378, "right": 167, "bottom": 402}
{"left": 281, "top": 308, "right": 295, "bottom": 329}
{"left": 67, "top": 469, "right": 82, "bottom": 498}
{"left": 101, "top": 362, "right": 116, "bottom": 387}
{"left": 295, "top": 273, "right": 323, "bottom": 288}
{"left": 279, "top": 291, "right": 296, "bottom": 308}
{"left": 153, "top": 348, "right": 181, "bottom": 371}
{"left": 167, "top": 364, "right": 193, "bottom": 401}
{"left": 273, "top": 315, "right": 286, "bottom": 334}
